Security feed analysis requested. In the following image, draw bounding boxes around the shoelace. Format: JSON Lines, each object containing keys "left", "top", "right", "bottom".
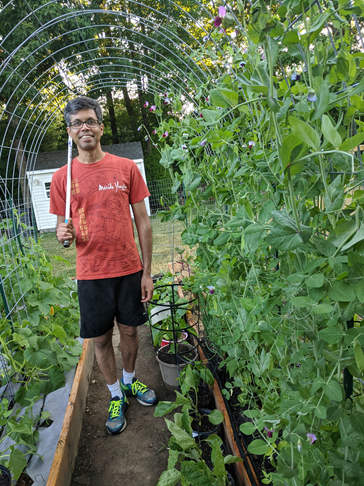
{"left": 131, "top": 380, "right": 147, "bottom": 396}
{"left": 109, "top": 399, "right": 122, "bottom": 419}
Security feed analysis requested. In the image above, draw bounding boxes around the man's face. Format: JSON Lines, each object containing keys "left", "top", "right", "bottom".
{"left": 67, "top": 109, "right": 104, "bottom": 151}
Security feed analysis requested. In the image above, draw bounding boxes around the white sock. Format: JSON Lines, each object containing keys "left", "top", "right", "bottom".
{"left": 123, "top": 370, "right": 135, "bottom": 385}
{"left": 107, "top": 380, "right": 122, "bottom": 399}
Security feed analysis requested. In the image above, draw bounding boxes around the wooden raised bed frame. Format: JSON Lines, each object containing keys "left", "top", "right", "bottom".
{"left": 46, "top": 338, "right": 95, "bottom": 486}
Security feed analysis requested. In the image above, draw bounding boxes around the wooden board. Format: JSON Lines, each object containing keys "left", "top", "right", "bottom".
{"left": 46, "top": 338, "right": 95, "bottom": 486}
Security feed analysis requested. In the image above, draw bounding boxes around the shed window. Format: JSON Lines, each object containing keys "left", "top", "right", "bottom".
{"left": 44, "top": 181, "right": 51, "bottom": 199}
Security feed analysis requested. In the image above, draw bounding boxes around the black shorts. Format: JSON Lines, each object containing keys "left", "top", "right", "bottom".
{"left": 77, "top": 271, "right": 148, "bottom": 339}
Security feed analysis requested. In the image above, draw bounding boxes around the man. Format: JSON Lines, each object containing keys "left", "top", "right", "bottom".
{"left": 50, "top": 96, "right": 157, "bottom": 435}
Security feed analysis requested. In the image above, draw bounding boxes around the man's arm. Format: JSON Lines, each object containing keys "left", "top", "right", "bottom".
{"left": 132, "top": 200, "right": 154, "bottom": 303}
{"left": 56, "top": 215, "right": 76, "bottom": 245}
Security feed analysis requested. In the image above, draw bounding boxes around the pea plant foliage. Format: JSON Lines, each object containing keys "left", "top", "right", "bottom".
{"left": 141, "top": 0, "right": 364, "bottom": 484}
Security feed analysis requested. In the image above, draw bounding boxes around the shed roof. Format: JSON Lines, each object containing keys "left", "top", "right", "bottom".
{"left": 33, "top": 142, "right": 144, "bottom": 172}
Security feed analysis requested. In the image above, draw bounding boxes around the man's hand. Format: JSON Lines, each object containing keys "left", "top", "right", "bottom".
{"left": 56, "top": 217, "right": 76, "bottom": 246}
{"left": 141, "top": 271, "right": 154, "bottom": 303}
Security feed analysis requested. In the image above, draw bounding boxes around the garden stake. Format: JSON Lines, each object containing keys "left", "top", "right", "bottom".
{"left": 344, "top": 319, "right": 354, "bottom": 400}
{"left": 63, "top": 135, "right": 72, "bottom": 248}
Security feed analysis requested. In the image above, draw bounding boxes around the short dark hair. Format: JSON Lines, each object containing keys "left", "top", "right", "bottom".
{"left": 64, "top": 97, "right": 103, "bottom": 126}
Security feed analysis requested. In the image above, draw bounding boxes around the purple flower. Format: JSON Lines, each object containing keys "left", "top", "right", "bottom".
{"left": 143, "top": 101, "right": 149, "bottom": 108}
{"left": 203, "top": 35, "right": 209, "bottom": 42}
{"left": 239, "top": 61, "right": 246, "bottom": 68}
{"left": 214, "top": 16, "right": 222, "bottom": 27}
{"left": 291, "top": 72, "right": 300, "bottom": 81}
{"left": 199, "top": 113, "right": 203, "bottom": 118}
{"left": 152, "top": 130, "right": 157, "bottom": 134}
{"left": 153, "top": 143, "right": 157, "bottom": 148}
{"left": 297, "top": 440, "right": 302, "bottom": 452}
{"left": 264, "top": 426, "right": 274, "bottom": 438}
{"left": 307, "top": 92, "right": 317, "bottom": 102}
{"left": 238, "top": 86, "right": 243, "bottom": 90}
{"left": 162, "top": 131, "right": 168, "bottom": 138}
{"left": 218, "top": 6, "right": 226, "bottom": 18}
{"left": 137, "top": 126, "right": 142, "bottom": 131}
{"left": 261, "top": 53, "right": 266, "bottom": 60}
{"left": 206, "top": 96, "right": 209, "bottom": 102}
{"left": 207, "top": 286, "right": 215, "bottom": 295}
{"left": 149, "top": 105, "right": 156, "bottom": 112}
{"left": 307, "top": 433, "right": 317, "bottom": 444}
{"left": 164, "top": 98, "right": 170, "bottom": 104}
{"left": 200, "top": 140, "right": 207, "bottom": 146}
{"left": 182, "top": 144, "right": 187, "bottom": 149}
{"left": 145, "top": 136, "right": 149, "bottom": 141}
{"left": 248, "top": 141, "right": 255, "bottom": 148}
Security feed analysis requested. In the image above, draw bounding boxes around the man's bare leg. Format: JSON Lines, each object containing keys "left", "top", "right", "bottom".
{"left": 118, "top": 323, "right": 138, "bottom": 373}
{"left": 94, "top": 328, "right": 117, "bottom": 385}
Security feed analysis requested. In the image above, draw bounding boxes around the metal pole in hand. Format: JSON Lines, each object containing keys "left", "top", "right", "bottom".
{"left": 63, "top": 135, "right": 72, "bottom": 248}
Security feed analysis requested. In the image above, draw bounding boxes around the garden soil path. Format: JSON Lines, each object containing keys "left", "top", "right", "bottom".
{"left": 70, "top": 323, "right": 175, "bottom": 486}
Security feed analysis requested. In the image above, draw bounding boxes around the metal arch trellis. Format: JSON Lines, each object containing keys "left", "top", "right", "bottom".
{"left": 0, "top": 0, "right": 235, "bottom": 401}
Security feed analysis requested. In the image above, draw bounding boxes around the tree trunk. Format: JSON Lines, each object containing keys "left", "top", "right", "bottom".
{"left": 137, "top": 87, "right": 152, "bottom": 154}
{"left": 106, "top": 90, "right": 119, "bottom": 144}
{"left": 122, "top": 87, "right": 133, "bottom": 117}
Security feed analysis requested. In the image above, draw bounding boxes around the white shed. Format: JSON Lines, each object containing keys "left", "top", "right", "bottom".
{"left": 26, "top": 142, "right": 150, "bottom": 231}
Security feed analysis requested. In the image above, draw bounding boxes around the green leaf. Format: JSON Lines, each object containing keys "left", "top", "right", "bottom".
{"left": 342, "top": 224, "right": 364, "bottom": 251}
{"left": 339, "top": 132, "right": 364, "bottom": 152}
{"left": 306, "top": 274, "right": 325, "bottom": 288}
{"left": 289, "top": 116, "right": 321, "bottom": 151}
{"left": 208, "top": 409, "right": 224, "bottom": 425}
{"left": 318, "top": 327, "right": 343, "bottom": 344}
{"left": 354, "top": 342, "right": 364, "bottom": 373}
{"left": 224, "top": 455, "right": 244, "bottom": 464}
{"left": 282, "top": 30, "right": 299, "bottom": 45}
{"left": 313, "top": 303, "right": 334, "bottom": 315}
{"left": 247, "top": 439, "right": 270, "bottom": 455}
{"left": 201, "top": 109, "right": 219, "bottom": 123}
{"left": 8, "top": 448, "right": 27, "bottom": 481}
{"left": 312, "top": 83, "right": 330, "bottom": 121}
{"left": 156, "top": 469, "right": 181, "bottom": 486}
{"left": 24, "top": 338, "right": 58, "bottom": 368}
{"left": 165, "top": 419, "right": 195, "bottom": 451}
{"left": 266, "top": 227, "right": 303, "bottom": 251}
{"left": 280, "top": 134, "right": 306, "bottom": 172}
{"left": 349, "top": 412, "right": 364, "bottom": 438}
{"left": 209, "top": 88, "right": 238, "bottom": 108}
{"left": 185, "top": 175, "right": 201, "bottom": 191}
{"left": 321, "top": 115, "right": 342, "bottom": 148}
{"left": 290, "top": 296, "right": 315, "bottom": 308}
{"left": 239, "top": 422, "right": 256, "bottom": 435}
{"left": 354, "top": 280, "right": 364, "bottom": 303}
{"left": 328, "top": 281, "right": 356, "bottom": 302}
{"left": 213, "top": 231, "right": 231, "bottom": 246}
{"left": 324, "top": 379, "right": 343, "bottom": 402}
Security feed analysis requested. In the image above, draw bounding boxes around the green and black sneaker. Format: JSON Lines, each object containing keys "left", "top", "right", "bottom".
{"left": 105, "top": 394, "right": 129, "bottom": 435}
{"left": 120, "top": 378, "right": 157, "bottom": 406}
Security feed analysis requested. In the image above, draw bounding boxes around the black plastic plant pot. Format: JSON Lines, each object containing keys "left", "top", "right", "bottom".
{"left": 227, "top": 472, "right": 235, "bottom": 486}
{"left": 0, "top": 466, "right": 11, "bottom": 486}
{"left": 189, "top": 384, "right": 213, "bottom": 409}
{"left": 191, "top": 408, "right": 221, "bottom": 439}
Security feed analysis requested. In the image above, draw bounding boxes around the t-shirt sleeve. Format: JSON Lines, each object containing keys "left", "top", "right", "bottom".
{"left": 129, "top": 162, "right": 150, "bottom": 204}
{"left": 49, "top": 169, "right": 66, "bottom": 216}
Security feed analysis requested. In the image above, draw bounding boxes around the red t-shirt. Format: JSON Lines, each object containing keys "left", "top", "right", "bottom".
{"left": 49, "top": 153, "right": 150, "bottom": 280}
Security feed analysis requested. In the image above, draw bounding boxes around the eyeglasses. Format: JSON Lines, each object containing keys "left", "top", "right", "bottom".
{"left": 69, "top": 118, "right": 101, "bottom": 129}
